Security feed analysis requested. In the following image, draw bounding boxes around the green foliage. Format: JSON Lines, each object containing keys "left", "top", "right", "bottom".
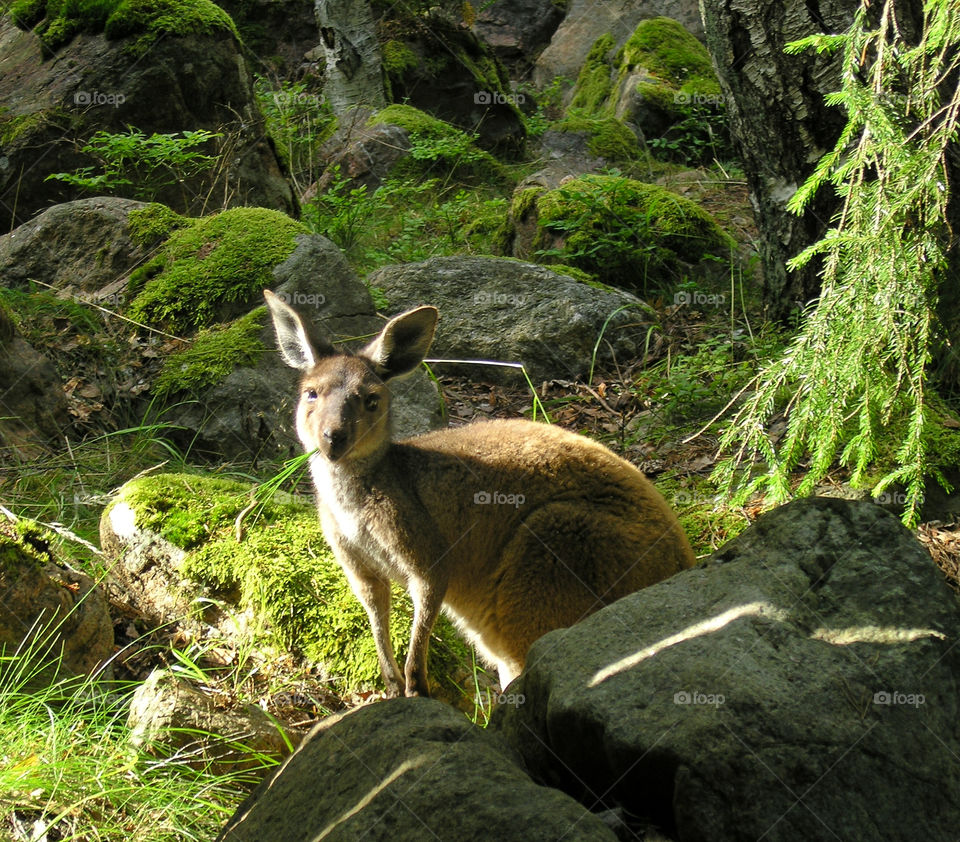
{"left": 713, "top": 0, "right": 960, "bottom": 525}
{"left": 127, "top": 207, "right": 305, "bottom": 332}
{"left": 302, "top": 165, "right": 385, "bottom": 259}
{"left": 154, "top": 307, "right": 267, "bottom": 398}
{"left": 553, "top": 110, "right": 643, "bottom": 161}
{"left": 109, "top": 473, "right": 471, "bottom": 695}
{"left": 46, "top": 128, "right": 221, "bottom": 203}
{"left": 645, "top": 92, "right": 733, "bottom": 166}
{"left": 533, "top": 173, "right": 732, "bottom": 292}
{"left": 254, "top": 77, "right": 336, "bottom": 194}
{"left": 0, "top": 286, "right": 102, "bottom": 340}
{"left": 368, "top": 104, "right": 509, "bottom": 184}
{"left": 10, "top": 0, "right": 237, "bottom": 54}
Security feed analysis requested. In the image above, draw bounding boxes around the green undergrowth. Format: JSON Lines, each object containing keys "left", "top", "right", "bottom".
{"left": 0, "top": 625, "right": 258, "bottom": 841}
{"left": 107, "top": 473, "right": 472, "bottom": 698}
{"left": 154, "top": 307, "right": 267, "bottom": 398}
{"left": 553, "top": 111, "right": 643, "bottom": 161}
{"left": 127, "top": 206, "right": 305, "bottom": 333}
{"left": 10, "top": 0, "right": 238, "bottom": 55}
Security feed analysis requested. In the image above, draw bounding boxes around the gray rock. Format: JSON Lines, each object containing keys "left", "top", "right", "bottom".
{"left": 491, "top": 497, "right": 960, "bottom": 841}
{"left": 533, "top": 0, "right": 704, "bottom": 88}
{"left": 0, "top": 197, "right": 149, "bottom": 294}
{"left": 0, "top": 529, "right": 113, "bottom": 681}
{"left": 367, "top": 256, "right": 657, "bottom": 383}
{"left": 166, "top": 234, "right": 442, "bottom": 460}
{"left": 0, "top": 17, "right": 295, "bottom": 229}
{"left": 472, "top": 0, "right": 565, "bottom": 73}
{"left": 127, "top": 669, "right": 294, "bottom": 775}
{"left": 217, "top": 696, "right": 618, "bottom": 841}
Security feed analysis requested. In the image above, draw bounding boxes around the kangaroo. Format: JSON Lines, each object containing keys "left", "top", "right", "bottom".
{"left": 265, "top": 289, "right": 695, "bottom": 697}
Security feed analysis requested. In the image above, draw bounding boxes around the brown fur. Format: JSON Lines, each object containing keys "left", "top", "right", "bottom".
{"left": 265, "top": 290, "right": 695, "bottom": 697}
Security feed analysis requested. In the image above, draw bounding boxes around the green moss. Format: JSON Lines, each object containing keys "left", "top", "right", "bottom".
{"left": 0, "top": 521, "right": 54, "bottom": 573}
{"left": 554, "top": 111, "right": 642, "bottom": 161}
{"left": 381, "top": 39, "right": 419, "bottom": 75}
{"left": 0, "top": 296, "right": 15, "bottom": 349}
{"left": 154, "top": 306, "right": 267, "bottom": 398}
{"left": 127, "top": 207, "right": 306, "bottom": 332}
{"left": 618, "top": 17, "right": 719, "bottom": 95}
{"left": 569, "top": 33, "right": 615, "bottom": 113}
{"left": 13, "top": 0, "right": 238, "bottom": 55}
{"left": 367, "top": 104, "right": 509, "bottom": 184}
{"left": 127, "top": 202, "right": 189, "bottom": 247}
{"left": 534, "top": 173, "right": 733, "bottom": 291}
{"left": 0, "top": 110, "right": 54, "bottom": 147}
{"left": 108, "top": 473, "right": 471, "bottom": 696}
{"left": 510, "top": 185, "right": 544, "bottom": 221}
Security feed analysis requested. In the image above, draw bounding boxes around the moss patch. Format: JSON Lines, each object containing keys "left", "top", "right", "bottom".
{"left": 367, "top": 104, "right": 509, "bottom": 184}
{"left": 569, "top": 33, "right": 615, "bottom": 113}
{"left": 0, "top": 520, "right": 55, "bottom": 574}
{"left": 533, "top": 173, "right": 733, "bottom": 291}
{"left": 554, "top": 111, "right": 642, "bottom": 161}
{"left": 127, "top": 202, "right": 189, "bottom": 247}
{"left": 127, "top": 207, "right": 305, "bottom": 332}
{"left": 617, "top": 17, "right": 719, "bottom": 96}
{"left": 108, "top": 473, "right": 472, "bottom": 696}
{"left": 11, "top": 0, "right": 238, "bottom": 55}
{"left": 154, "top": 306, "right": 267, "bottom": 398}
{"left": 0, "top": 296, "right": 15, "bottom": 349}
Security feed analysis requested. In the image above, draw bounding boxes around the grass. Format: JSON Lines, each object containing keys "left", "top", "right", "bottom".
{"left": 0, "top": 618, "right": 273, "bottom": 842}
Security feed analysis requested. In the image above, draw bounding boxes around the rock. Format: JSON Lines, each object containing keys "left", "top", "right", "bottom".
{"left": 533, "top": 0, "right": 704, "bottom": 88}
{"left": 216, "top": 697, "right": 619, "bottom": 841}
{"left": 380, "top": 13, "right": 526, "bottom": 157}
{"left": 0, "top": 12, "right": 295, "bottom": 229}
{"left": 0, "top": 318, "right": 71, "bottom": 454}
{"left": 213, "top": 0, "right": 319, "bottom": 79}
{"left": 366, "top": 256, "right": 658, "bottom": 383}
{"left": 491, "top": 498, "right": 960, "bottom": 841}
{"left": 0, "top": 197, "right": 149, "bottom": 294}
{"left": 0, "top": 521, "right": 113, "bottom": 680}
{"left": 305, "top": 121, "right": 412, "bottom": 199}
{"left": 505, "top": 173, "right": 733, "bottom": 294}
{"left": 127, "top": 669, "right": 293, "bottom": 775}
{"left": 472, "top": 0, "right": 565, "bottom": 74}
{"left": 161, "top": 231, "right": 442, "bottom": 460}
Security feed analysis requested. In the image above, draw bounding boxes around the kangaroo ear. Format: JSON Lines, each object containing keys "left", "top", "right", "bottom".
{"left": 264, "top": 289, "right": 333, "bottom": 370}
{"left": 362, "top": 306, "right": 438, "bottom": 380}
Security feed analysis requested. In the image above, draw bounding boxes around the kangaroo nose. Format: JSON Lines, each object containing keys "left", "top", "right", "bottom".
{"left": 322, "top": 427, "right": 348, "bottom": 459}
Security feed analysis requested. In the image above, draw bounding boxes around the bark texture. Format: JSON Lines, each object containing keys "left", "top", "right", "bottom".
{"left": 315, "top": 0, "right": 386, "bottom": 115}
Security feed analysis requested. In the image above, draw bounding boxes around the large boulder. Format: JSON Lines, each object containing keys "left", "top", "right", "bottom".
{"left": 491, "top": 498, "right": 960, "bottom": 841}
{"left": 217, "top": 697, "right": 619, "bottom": 841}
{"left": 0, "top": 197, "right": 149, "bottom": 294}
{"left": 366, "top": 256, "right": 659, "bottom": 383}
{"left": 0, "top": 7, "right": 295, "bottom": 229}
{"left": 533, "top": 0, "right": 704, "bottom": 88}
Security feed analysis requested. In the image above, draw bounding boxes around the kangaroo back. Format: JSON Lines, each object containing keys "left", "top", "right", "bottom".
{"left": 265, "top": 290, "right": 695, "bottom": 698}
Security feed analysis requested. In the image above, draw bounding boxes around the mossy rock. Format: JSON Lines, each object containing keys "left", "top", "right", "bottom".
{"left": 0, "top": 296, "right": 16, "bottom": 349}
{"left": 10, "top": 0, "right": 238, "bottom": 56}
{"left": 127, "top": 206, "right": 306, "bottom": 332}
{"left": 568, "top": 33, "right": 616, "bottom": 114}
{"left": 531, "top": 173, "right": 734, "bottom": 292}
{"left": 367, "top": 104, "right": 510, "bottom": 184}
{"left": 552, "top": 111, "right": 642, "bottom": 161}
{"left": 127, "top": 202, "right": 190, "bottom": 247}
{"left": 153, "top": 306, "right": 267, "bottom": 398}
{"left": 104, "top": 473, "right": 472, "bottom": 698}
{"left": 616, "top": 17, "right": 719, "bottom": 97}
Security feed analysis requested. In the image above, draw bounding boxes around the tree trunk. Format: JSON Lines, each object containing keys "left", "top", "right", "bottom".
{"left": 315, "top": 0, "right": 386, "bottom": 116}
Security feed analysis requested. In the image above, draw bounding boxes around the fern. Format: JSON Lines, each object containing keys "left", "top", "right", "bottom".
{"left": 713, "top": 0, "right": 960, "bottom": 525}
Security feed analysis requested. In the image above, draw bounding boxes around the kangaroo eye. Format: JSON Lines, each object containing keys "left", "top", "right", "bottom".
{"left": 364, "top": 394, "right": 380, "bottom": 412}
{"left": 304, "top": 388, "right": 318, "bottom": 402}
